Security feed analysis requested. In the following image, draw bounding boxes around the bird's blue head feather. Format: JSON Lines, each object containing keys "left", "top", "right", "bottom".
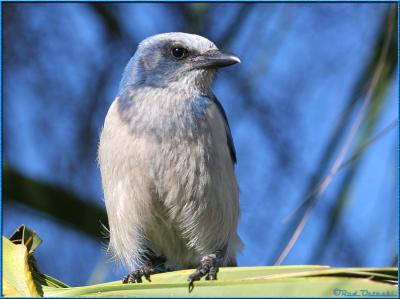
{"left": 119, "top": 32, "right": 220, "bottom": 94}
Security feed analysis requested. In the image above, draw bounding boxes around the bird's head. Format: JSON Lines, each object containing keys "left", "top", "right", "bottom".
{"left": 119, "top": 32, "right": 240, "bottom": 93}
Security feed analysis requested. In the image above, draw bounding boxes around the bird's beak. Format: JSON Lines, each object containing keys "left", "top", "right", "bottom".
{"left": 196, "top": 50, "right": 241, "bottom": 68}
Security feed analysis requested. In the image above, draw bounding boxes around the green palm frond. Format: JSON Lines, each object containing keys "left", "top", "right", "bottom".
{"left": 2, "top": 225, "right": 397, "bottom": 297}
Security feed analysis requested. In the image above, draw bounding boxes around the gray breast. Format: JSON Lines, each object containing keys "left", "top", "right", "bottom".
{"left": 117, "top": 88, "right": 212, "bottom": 142}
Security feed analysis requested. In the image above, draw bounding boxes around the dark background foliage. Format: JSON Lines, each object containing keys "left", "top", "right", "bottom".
{"left": 3, "top": 2, "right": 398, "bottom": 286}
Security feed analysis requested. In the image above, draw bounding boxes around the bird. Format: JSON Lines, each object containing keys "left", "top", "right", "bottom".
{"left": 98, "top": 32, "right": 242, "bottom": 291}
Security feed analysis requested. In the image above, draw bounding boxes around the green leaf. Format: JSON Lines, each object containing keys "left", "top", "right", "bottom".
{"left": 2, "top": 226, "right": 68, "bottom": 297}
{"left": 3, "top": 226, "right": 398, "bottom": 297}
{"left": 9, "top": 225, "right": 43, "bottom": 254}
{"left": 42, "top": 266, "right": 398, "bottom": 297}
{"left": 2, "top": 237, "right": 41, "bottom": 296}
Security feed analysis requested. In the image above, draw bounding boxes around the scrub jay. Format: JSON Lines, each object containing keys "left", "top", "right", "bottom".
{"left": 98, "top": 32, "right": 242, "bottom": 291}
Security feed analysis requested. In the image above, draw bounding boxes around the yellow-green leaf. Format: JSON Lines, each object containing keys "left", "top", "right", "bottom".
{"left": 9, "top": 225, "right": 43, "bottom": 255}
{"left": 2, "top": 237, "right": 41, "bottom": 297}
{"left": 42, "top": 266, "right": 398, "bottom": 297}
{"left": 2, "top": 225, "right": 398, "bottom": 297}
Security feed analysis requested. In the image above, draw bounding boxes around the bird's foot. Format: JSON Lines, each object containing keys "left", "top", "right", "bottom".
{"left": 187, "top": 253, "right": 219, "bottom": 292}
{"left": 122, "top": 255, "right": 166, "bottom": 284}
{"left": 123, "top": 265, "right": 155, "bottom": 283}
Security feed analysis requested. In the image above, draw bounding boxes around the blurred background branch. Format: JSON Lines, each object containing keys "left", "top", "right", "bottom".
{"left": 273, "top": 4, "right": 398, "bottom": 266}
{"left": 4, "top": 166, "right": 108, "bottom": 239}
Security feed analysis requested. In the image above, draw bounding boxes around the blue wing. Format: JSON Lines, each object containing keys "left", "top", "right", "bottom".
{"left": 211, "top": 95, "right": 237, "bottom": 164}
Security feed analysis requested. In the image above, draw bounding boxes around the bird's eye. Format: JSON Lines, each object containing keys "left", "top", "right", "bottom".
{"left": 171, "top": 47, "right": 188, "bottom": 59}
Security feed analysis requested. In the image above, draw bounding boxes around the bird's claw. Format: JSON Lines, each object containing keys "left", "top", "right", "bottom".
{"left": 122, "top": 266, "right": 153, "bottom": 284}
{"left": 188, "top": 279, "right": 195, "bottom": 293}
{"left": 187, "top": 254, "right": 219, "bottom": 293}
